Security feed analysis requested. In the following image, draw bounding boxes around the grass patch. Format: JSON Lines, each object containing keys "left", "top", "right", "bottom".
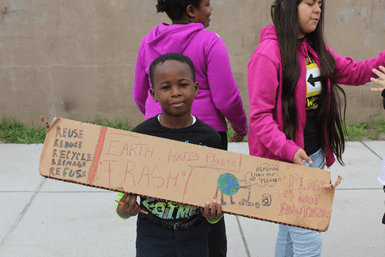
{"left": 1, "top": 117, "right": 384, "bottom": 144}
{"left": 92, "top": 117, "right": 133, "bottom": 131}
{"left": 345, "top": 120, "right": 385, "bottom": 141}
{"left": 0, "top": 117, "right": 47, "bottom": 144}
{"left": 0, "top": 117, "right": 133, "bottom": 144}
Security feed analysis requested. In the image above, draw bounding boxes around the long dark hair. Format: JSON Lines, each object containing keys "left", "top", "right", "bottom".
{"left": 156, "top": 0, "right": 201, "bottom": 21}
{"left": 271, "top": 0, "right": 346, "bottom": 165}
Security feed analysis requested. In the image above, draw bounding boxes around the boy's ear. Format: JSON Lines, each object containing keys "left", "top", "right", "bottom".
{"left": 150, "top": 88, "right": 158, "bottom": 102}
{"left": 194, "top": 82, "right": 199, "bottom": 96}
{"left": 185, "top": 4, "right": 196, "bottom": 18}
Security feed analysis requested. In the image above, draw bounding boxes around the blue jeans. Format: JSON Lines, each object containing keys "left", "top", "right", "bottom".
{"left": 274, "top": 149, "right": 323, "bottom": 257}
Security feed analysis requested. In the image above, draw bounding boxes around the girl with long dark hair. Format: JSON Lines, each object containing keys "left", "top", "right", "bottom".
{"left": 248, "top": 0, "right": 385, "bottom": 256}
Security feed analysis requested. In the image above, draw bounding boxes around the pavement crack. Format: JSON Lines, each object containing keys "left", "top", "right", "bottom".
{"left": 235, "top": 216, "right": 251, "bottom": 257}
{"left": 0, "top": 178, "right": 46, "bottom": 249}
{"left": 361, "top": 142, "right": 382, "bottom": 160}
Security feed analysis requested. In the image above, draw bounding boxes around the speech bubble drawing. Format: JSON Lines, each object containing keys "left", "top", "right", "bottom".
{"left": 245, "top": 163, "right": 281, "bottom": 187}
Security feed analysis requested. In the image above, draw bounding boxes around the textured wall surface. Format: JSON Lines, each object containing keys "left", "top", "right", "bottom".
{"left": 1, "top": 0, "right": 384, "bottom": 127}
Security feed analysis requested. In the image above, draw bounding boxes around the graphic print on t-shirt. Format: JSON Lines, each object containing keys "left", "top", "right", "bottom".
{"left": 305, "top": 56, "right": 321, "bottom": 110}
{"left": 141, "top": 198, "right": 198, "bottom": 219}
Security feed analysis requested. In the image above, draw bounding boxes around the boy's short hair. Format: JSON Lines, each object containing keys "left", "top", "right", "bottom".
{"left": 149, "top": 53, "right": 196, "bottom": 87}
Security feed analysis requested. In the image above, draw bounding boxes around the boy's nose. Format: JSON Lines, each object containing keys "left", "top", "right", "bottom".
{"left": 171, "top": 87, "right": 182, "bottom": 96}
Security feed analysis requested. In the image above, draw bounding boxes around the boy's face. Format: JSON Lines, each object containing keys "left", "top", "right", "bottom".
{"left": 150, "top": 60, "right": 198, "bottom": 119}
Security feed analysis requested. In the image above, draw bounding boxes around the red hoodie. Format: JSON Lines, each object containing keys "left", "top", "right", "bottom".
{"left": 248, "top": 25, "right": 385, "bottom": 167}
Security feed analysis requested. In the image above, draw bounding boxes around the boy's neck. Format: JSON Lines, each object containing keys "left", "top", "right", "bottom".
{"left": 159, "top": 114, "right": 194, "bottom": 129}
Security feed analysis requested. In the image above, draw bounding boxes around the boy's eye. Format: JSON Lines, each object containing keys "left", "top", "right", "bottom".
{"left": 161, "top": 85, "right": 170, "bottom": 90}
{"left": 180, "top": 83, "right": 188, "bottom": 87}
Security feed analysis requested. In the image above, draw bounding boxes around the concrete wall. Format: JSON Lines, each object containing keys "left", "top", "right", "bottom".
{"left": 1, "top": 0, "right": 384, "bottom": 128}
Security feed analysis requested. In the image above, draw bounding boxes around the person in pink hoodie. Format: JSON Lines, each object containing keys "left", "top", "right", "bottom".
{"left": 133, "top": 1, "right": 248, "bottom": 256}
{"left": 248, "top": 0, "right": 385, "bottom": 256}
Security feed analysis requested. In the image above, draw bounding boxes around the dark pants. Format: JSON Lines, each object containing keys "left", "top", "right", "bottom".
{"left": 136, "top": 213, "right": 211, "bottom": 257}
{"left": 208, "top": 131, "right": 228, "bottom": 257}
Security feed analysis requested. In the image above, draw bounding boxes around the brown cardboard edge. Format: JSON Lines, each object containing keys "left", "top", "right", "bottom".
{"left": 39, "top": 174, "right": 330, "bottom": 232}
{"left": 39, "top": 117, "right": 62, "bottom": 176}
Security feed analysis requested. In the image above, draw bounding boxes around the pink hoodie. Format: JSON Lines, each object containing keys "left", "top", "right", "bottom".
{"left": 133, "top": 22, "right": 248, "bottom": 136}
{"left": 248, "top": 25, "right": 385, "bottom": 167}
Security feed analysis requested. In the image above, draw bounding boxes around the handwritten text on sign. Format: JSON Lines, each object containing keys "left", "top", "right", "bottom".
{"left": 39, "top": 118, "right": 340, "bottom": 232}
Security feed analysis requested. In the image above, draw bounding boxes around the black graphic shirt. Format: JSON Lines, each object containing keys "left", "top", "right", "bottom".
{"left": 132, "top": 116, "right": 223, "bottom": 220}
{"left": 304, "top": 56, "right": 321, "bottom": 156}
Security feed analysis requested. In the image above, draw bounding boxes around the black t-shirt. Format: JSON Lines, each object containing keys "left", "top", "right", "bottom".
{"left": 304, "top": 55, "right": 321, "bottom": 156}
{"left": 133, "top": 116, "right": 223, "bottom": 220}
{"left": 382, "top": 89, "right": 385, "bottom": 109}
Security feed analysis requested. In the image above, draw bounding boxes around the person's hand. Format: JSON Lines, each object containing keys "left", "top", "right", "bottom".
{"left": 116, "top": 193, "right": 141, "bottom": 218}
{"left": 292, "top": 148, "right": 312, "bottom": 166}
{"left": 201, "top": 201, "right": 223, "bottom": 222}
{"left": 230, "top": 132, "right": 244, "bottom": 142}
{"left": 371, "top": 66, "right": 385, "bottom": 93}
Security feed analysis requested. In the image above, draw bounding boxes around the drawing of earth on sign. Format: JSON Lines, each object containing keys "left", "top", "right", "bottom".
{"left": 214, "top": 173, "right": 241, "bottom": 205}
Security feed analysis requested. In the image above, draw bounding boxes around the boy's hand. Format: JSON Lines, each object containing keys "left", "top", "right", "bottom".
{"left": 201, "top": 201, "right": 223, "bottom": 222}
{"left": 230, "top": 132, "right": 244, "bottom": 142}
{"left": 371, "top": 66, "right": 385, "bottom": 92}
{"left": 293, "top": 149, "right": 312, "bottom": 166}
{"left": 117, "top": 193, "right": 141, "bottom": 218}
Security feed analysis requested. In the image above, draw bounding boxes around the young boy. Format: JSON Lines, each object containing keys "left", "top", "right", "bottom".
{"left": 116, "top": 53, "right": 224, "bottom": 257}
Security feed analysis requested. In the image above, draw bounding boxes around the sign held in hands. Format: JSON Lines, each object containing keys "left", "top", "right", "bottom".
{"left": 39, "top": 117, "right": 342, "bottom": 232}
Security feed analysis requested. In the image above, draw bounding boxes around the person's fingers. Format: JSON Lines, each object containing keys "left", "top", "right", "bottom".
{"left": 379, "top": 65, "right": 385, "bottom": 73}
{"left": 120, "top": 193, "right": 129, "bottom": 202}
{"left": 371, "top": 76, "right": 385, "bottom": 87}
{"left": 293, "top": 149, "right": 312, "bottom": 166}
{"left": 293, "top": 155, "right": 306, "bottom": 166}
{"left": 298, "top": 150, "right": 312, "bottom": 165}
{"left": 372, "top": 68, "right": 385, "bottom": 81}
{"left": 216, "top": 202, "right": 223, "bottom": 216}
{"left": 123, "top": 194, "right": 135, "bottom": 206}
{"left": 234, "top": 136, "right": 244, "bottom": 142}
{"left": 230, "top": 133, "right": 244, "bottom": 142}
{"left": 210, "top": 201, "right": 218, "bottom": 219}
{"left": 130, "top": 202, "right": 141, "bottom": 216}
{"left": 371, "top": 87, "right": 384, "bottom": 93}
{"left": 303, "top": 155, "right": 313, "bottom": 166}
{"left": 201, "top": 202, "right": 210, "bottom": 217}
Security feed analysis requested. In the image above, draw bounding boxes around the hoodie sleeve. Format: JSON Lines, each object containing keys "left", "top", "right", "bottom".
{"left": 205, "top": 36, "right": 248, "bottom": 136}
{"left": 327, "top": 46, "right": 385, "bottom": 86}
{"left": 132, "top": 40, "right": 150, "bottom": 115}
{"left": 248, "top": 50, "right": 300, "bottom": 162}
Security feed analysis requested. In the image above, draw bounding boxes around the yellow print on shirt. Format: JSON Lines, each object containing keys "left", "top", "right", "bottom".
{"left": 305, "top": 56, "right": 321, "bottom": 110}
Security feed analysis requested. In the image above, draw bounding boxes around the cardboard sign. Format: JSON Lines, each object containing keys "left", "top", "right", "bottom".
{"left": 39, "top": 117, "right": 342, "bottom": 232}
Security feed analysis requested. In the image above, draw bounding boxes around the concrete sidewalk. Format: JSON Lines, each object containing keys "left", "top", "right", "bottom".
{"left": 0, "top": 142, "right": 384, "bottom": 257}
